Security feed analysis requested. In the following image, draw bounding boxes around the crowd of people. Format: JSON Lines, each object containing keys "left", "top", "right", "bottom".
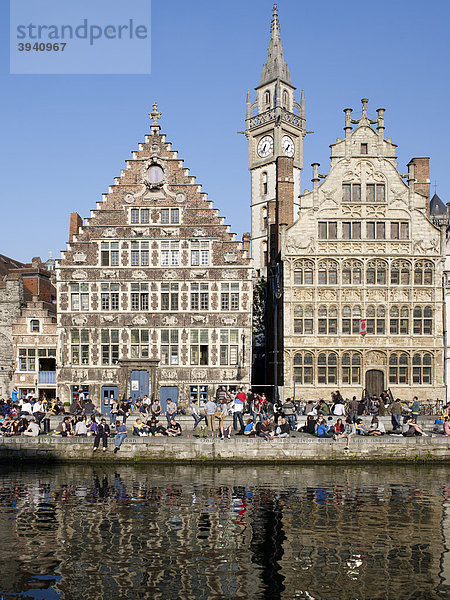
{"left": 0, "top": 387, "right": 449, "bottom": 453}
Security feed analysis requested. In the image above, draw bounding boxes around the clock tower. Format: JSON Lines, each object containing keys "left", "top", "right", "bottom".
{"left": 246, "top": 3, "right": 306, "bottom": 277}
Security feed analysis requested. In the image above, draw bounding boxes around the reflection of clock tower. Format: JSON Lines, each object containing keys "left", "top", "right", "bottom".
{"left": 246, "top": 3, "right": 306, "bottom": 277}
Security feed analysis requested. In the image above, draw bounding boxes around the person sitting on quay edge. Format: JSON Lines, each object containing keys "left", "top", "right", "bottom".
{"left": 444, "top": 416, "right": 450, "bottom": 437}
{"left": 75, "top": 417, "right": 88, "bottom": 436}
{"left": 23, "top": 417, "right": 40, "bottom": 437}
{"left": 147, "top": 416, "right": 167, "bottom": 436}
{"left": 151, "top": 398, "right": 162, "bottom": 419}
{"left": 334, "top": 418, "right": 345, "bottom": 436}
{"left": 166, "top": 418, "right": 182, "bottom": 437}
{"left": 118, "top": 397, "right": 132, "bottom": 423}
{"left": 60, "top": 416, "right": 74, "bottom": 437}
{"left": 300, "top": 414, "right": 317, "bottom": 435}
{"left": 244, "top": 418, "right": 256, "bottom": 436}
{"left": 355, "top": 419, "right": 368, "bottom": 436}
{"left": 93, "top": 418, "right": 111, "bottom": 451}
{"left": 255, "top": 418, "right": 273, "bottom": 440}
{"left": 274, "top": 417, "right": 290, "bottom": 438}
{"left": 403, "top": 417, "right": 427, "bottom": 437}
{"left": 132, "top": 418, "right": 148, "bottom": 436}
{"left": 333, "top": 416, "right": 356, "bottom": 450}
{"left": 113, "top": 419, "right": 127, "bottom": 453}
{"left": 368, "top": 417, "right": 385, "bottom": 436}
{"left": 316, "top": 416, "right": 332, "bottom": 438}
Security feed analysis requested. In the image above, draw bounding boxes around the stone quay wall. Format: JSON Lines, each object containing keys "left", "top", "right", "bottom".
{"left": 0, "top": 436, "right": 449, "bottom": 464}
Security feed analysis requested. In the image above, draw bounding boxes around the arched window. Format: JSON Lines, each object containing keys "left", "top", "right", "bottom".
{"left": 318, "top": 260, "right": 338, "bottom": 285}
{"left": 30, "top": 320, "right": 40, "bottom": 333}
{"left": 294, "top": 305, "right": 313, "bottom": 334}
{"left": 342, "top": 305, "right": 362, "bottom": 334}
{"left": 264, "top": 91, "right": 271, "bottom": 106}
{"left": 342, "top": 352, "right": 361, "bottom": 384}
{"left": 412, "top": 352, "right": 432, "bottom": 384}
{"left": 366, "top": 305, "right": 386, "bottom": 334}
{"left": 318, "top": 352, "right": 338, "bottom": 384}
{"left": 342, "top": 260, "right": 362, "bottom": 285}
{"left": 391, "top": 260, "right": 411, "bottom": 285}
{"left": 389, "top": 352, "right": 409, "bottom": 384}
{"left": 366, "top": 260, "right": 387, "bottom": 285}
{"left": 262, "top": 206, "right": 268, "bottom": 231}
{"left": 293, "top": 260, "right": 314, "bottom": 285}
{"left": 293, "top": 351, "right": 313, "bottom": 384}
{"left": 413, "top": 306, "right": 433, "bottom": 335}
{"left": 390, "top": 306, "right": 409, "bottom": 335}
{"left": 414, "top": 261, "right": 434, "bottom": 285}
{"left": 318, "top": 305, "right": 338, "bottom": 334}
{"left": 261, "top": 172, "right": 268, "bottom": 196}
{"left": 283, "top": 90, "right": 289, "bottom": 108}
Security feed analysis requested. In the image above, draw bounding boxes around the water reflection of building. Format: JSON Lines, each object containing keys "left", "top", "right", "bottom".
{"left": 0, "top": 466, "right": 449, "bottom": 599}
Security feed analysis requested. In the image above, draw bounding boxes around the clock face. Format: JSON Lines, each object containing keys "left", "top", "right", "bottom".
{"left": 282, "top": 135, "right": 295, "bottom": 158}
{"left": 257, "top": 135, "right": 274, "bottom": 158}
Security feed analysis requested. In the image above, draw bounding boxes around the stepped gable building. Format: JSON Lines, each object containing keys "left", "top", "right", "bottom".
{"left": 56, "top": 105, "right": 252, "bottom": 410}
{"left": 281, "top": 98, "right": 446, "bottom": 402}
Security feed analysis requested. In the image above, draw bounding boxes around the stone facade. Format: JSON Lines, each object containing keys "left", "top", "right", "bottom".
{"left": 281, "top": 99, "right": 446, "bottom": 403}
{"left": 56, "top": 107, "right": 252, "bottom": 410}
{"left": 12, "top": 296, "right": 57, "bottom": 399}
{"left": 0, "top": 278, "right": 23, "bottom": 398}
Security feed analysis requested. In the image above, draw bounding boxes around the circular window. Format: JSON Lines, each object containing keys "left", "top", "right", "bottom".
{"left": 147, "top": 165, "right": 164, "bottom": 184}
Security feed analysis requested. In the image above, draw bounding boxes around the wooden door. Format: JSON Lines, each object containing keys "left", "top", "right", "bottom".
{"left": 365, "top": 369, "right": 384, "bottom": 397}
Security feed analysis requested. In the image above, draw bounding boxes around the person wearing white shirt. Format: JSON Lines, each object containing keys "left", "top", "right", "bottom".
{"left": 333, "top": 401, "right": 346, "bottom": 416}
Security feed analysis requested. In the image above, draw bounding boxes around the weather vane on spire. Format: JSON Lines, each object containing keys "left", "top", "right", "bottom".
{"left": 149, "top": 102, "right": 162, "bottom": 125}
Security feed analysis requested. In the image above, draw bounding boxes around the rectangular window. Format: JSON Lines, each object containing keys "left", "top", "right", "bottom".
{"left": 131, "top": 329, "right": 150, "bottom": 359}
{"left": 101, "top": 329, "right": 119, "bottom": 365}
{"left": 71, "top": 329, "right": 89, "bottom": 365}
{"left": 391, "top": 222, "right": 399, "bottom": 239}
{"left": 376, "top": 222, "right": 385, "bottom": 239}
{"left": 400, "top": 222, "right": 409, "bottom": 240}
{"left": 70, "top": 283, "right": 89, "bottom": 311}
{"left": 161, "top": 209, "right": 169, "bottom": 224}
{"left": 361, "top": 143, "right": 368, "bottom": 154}
{"left": 191, "top": 241, "right": 209, "bottom": 266}
{"left": 130, "top": 283, "right": 149, "bottom": 311}
{"left": 141, "top": 209, "right": 149, "bottom": 223}
{"left": 131, "top": 209, "right": 139, "bottom": 224}
{"left": 161, "top": 241, "right": 179, "bottom": 266}
{"left": 366, "top": 183, "right": 385, "bottom": 203}
{"left": 171, "top": 208, "right": 179, "bottom": 224}
{"left": 221, "top": 283, "right": 239, "bottom": 311}
{"left": 190, "top": 329, "right": 209, "bottom": 365}
{"left": 342, "top": 222, "right": 361, "bottom": 239}
{"left": 101, "top": 242, "right": 119, "bottom": 266}
{"left": 161, "top": 283, "right": 179, "bottom": 311}
{"left": 101, "top": 283, "right": 119, "bottom": 311}
{"left": 18, "top": 348, "right": 36, "bottom": 371}
{"left": 131, "top": 242, "right": 149, "bottom": 266}
{"left": 342, "top": 184, "right": 361, "bottom": 202}
{"left": 219, "top": 329, "right": 239, "bottom": 365}
{"left": 191, "top": 283, "right": 209, "bottom": 311}
{"left": 161, "top": 329, "right": 179, "bottom": 365}
{"left": 318, "top": 222, "right": 337, "bottom": 239}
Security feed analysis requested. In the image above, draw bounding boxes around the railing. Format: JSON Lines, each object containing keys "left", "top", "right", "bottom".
{"left": 38, "top": 371, "right": 56, "bottom": 384}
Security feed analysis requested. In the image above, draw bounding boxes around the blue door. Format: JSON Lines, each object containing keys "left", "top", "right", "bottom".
{"left": 130, "top": 370, "right": 149, "bottom": 403}
{"left": 160, "top": 386, "right": 178, "bottom": 414}
{"left": 101, "top": 386, "right": 118, "bottom": 415}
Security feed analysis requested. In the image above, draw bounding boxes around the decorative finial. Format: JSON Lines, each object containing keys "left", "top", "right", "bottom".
{"left": 149, "top": 102, "right": 162, "bottom": 125}
{"left": 361, "top": 98, "right": 369, "bottom": 118}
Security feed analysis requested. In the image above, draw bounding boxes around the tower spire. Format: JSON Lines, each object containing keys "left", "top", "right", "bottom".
{"left": 259, "top": 3, "right": 292, "bottom": 87}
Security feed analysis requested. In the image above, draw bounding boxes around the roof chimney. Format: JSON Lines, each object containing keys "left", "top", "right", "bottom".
{"left": 69, "top": 213, "right": 83, "bottom": 242}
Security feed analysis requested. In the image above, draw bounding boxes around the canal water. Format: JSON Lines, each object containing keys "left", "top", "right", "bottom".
{"left": 0, "top": 464, "right": 449, "bottom": 599}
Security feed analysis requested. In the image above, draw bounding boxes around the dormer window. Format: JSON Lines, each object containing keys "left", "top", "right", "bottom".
{"left": 361, "top": 143, "right": 368, "bottom": 154}
{"left": 30, "top": 320, "right": 40, "bottom": 333}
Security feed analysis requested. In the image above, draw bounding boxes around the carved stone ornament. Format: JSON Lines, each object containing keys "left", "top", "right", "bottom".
{"left": 161, "top": 228, "right": 179, "bottom": 237}
{"left": 222, "top": 369, "right": 236, "bottom": 380}
{"left": 176, "top": 193, "right": 186, "bottom": 203}
{"left": 103, "top": 370, "right": 115, "bottom": 382}
{"left": 161, "top": 370, "right": 178, "bottom": 380}
{"left": 132, "top": 315, "right": 148, "bottom": 326}
{"left": 72, "top": 270, "right": 87, "bottom": 280}
{"left": 191, "top": 369, "right": 207, "bottom": 380}
{"left": 192, "top": 315, "right": 207, "bottom": 324}
{"left": 163, "top": 270, "right": 178, "bottom": 280}
{"left": 295, "top": 288, "right": 314, "bottom": 300}
{"left": 365, "top": 351, "right": 387, "bottom": 366}
{"left": 141, "top": 160, "right": 167, "bottom": 190}
{"left": 225, "top": 270, "right": 239, "bottom": 280}
{"left": 222, "top": 316, "right": 237, "bottom": 326}
{"left": 103, "top": 315, "right": 117, "bottom": 322}
{"left": 193, "top": 229, "right": 206, "bottom": 237}
{"left": 73, "top": 251, "right": 87, "bottom": 263}
{"left": 162, "top": 316, "right": 178, "bottom": 326}
{"left": 224, "top": 252, "right": 238, "bottom": 264}
{"left": 101, "top": 270, "right": 119, "bottom": 279}
{"left": 131, "top": 227, "right": 150, "bottom": 237}
{"left": 102, "top": 228, "right": 117, "bottom": 238}
{"left": 73, "top": 369, "right": 89, "bottom": 380}
{"left": 318, "top": 289, "right": 337, "bottom": 301}
{"left": 124, "top": 184, "right": 147, "bottom": 204}
{"left": 342, "top": 205, "right": 362, "bottom": 218}
{"left": 190, "top": 270, "right": 208, "bottom": 279}
{"left": 414, "top": 238, "right": 439, "bottom": 254}
{"left": 132, "top": 271, "right": 147, "bottom": 280}
{"left": 285, "top": 236, "right": 315, "bottom": 254}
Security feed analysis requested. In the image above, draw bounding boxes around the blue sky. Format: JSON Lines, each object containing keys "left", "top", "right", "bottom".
{"left": 1, "top": 0, "right": 449, "bottom": 263}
